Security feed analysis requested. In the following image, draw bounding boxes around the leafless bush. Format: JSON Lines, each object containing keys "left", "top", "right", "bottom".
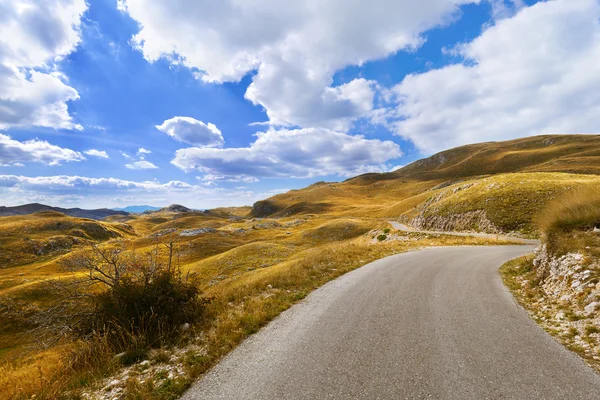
{"left": 34, "top": 241, "right": 207, "bottom": 353}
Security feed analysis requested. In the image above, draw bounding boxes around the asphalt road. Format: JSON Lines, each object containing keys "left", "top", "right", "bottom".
{"left": 388, "top": 221, "right": 540, "bottom": 245}
{"left": 182, "top": 246, "right": 600, "bottom": 399}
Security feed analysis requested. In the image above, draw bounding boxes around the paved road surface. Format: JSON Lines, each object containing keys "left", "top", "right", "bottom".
{"left": 182, "top": 246, "right": 600, "bottom": 399}
{"left": 388, "top": 220, "right": 540, "bottom": 245}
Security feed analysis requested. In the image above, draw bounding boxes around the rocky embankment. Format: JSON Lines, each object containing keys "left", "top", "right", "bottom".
{"left": 511, "top": 244, "right": 600, "bottom": 369}
{"left": 410, "top": 209, "right": 501, "bottom": 234}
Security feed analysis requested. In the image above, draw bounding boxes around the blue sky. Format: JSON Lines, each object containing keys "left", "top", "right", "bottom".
{"left": 1, "top": 0, "right": 599, "bottom": 209}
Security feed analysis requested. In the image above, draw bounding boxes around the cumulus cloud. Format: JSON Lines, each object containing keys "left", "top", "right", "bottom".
{"left": 0, "top": 0, "right": 87, "bottom": 130}
{"left": 172, "top": 127, "right": 401, "bottom": 179}
{"left": 0, "top": 174, "right": 290, "bottom": 209}
{"left": 137, "top": 148, "right": 151, "bottom": 157}
{"left": 156, "top": 116, "right": 225, "bottom": 147}
{"left": 388, "top": 0, "right": 600, "bottom": 153}
{"left": 125, "top": 160, "right": 158, "bottom": 170}
{"left": 118, "top": 0, "right": 477, "bottom": 130}
{"left": 84, "top": 149, "right": 109, "bottom": 158}
{"left": 0, "top": 133, "right": 85, "bottom": 166}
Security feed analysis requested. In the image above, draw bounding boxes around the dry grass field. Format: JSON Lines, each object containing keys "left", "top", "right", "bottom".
{"left": 1, "top": 134, "right": 600, "bottom": 399}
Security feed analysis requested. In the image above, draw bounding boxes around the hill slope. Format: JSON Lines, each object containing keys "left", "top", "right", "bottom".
{"left": 250, "top": 135, "right": 600, "bottom": 235}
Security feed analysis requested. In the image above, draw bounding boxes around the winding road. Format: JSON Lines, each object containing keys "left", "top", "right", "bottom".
{"left": 182, "top": 246, "right": 600, "bottom": 399}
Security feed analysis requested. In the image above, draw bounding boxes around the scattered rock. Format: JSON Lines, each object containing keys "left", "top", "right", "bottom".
{"left": 179, "top": 228, "right": 217, "bottom": 237}
{"left": 150, "top": 228, "right": 177, "bottom": 237}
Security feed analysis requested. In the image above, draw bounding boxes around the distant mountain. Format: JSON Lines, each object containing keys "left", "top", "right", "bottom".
{"left": 113, "top": 205, "right": 160, "bottom": 213}
{"left": 158, "top": 204, "right": 192, "bottom": 213}
{"left": 0, "top": 203, "right": 129, "bottom": 220}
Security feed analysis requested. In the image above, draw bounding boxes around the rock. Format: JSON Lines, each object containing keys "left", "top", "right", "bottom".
{"left": 150, "top": 228, "right": 177, "bottom": 237}
{"left": 571, "top": 280, "right": 581, "bottom": 289}
{"left": 180, "top": 227, "right": 217, "bottom": 237}
{"left": 584, "top": 302, "right": 599, "bottom": 316}
{"left": 556, "top": 312, "right": 565, "bottom": 320}
{"left": 593, "top": 227, "right": 600, "bottom": 233}
{"left": 181, "top": 323, "right": 191, "bottom": 331}
{"left": 107, "top": 379, "right": 120, "bottom": 388}
{"left": 140, "top": 360, "right": 150, "bottom": 367}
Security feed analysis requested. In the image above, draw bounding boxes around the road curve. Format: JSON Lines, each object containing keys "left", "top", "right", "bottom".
{"left": 182, "top": 246, "right": 600, "bottom": 399}
{"left": 388, "top": 220, "right": 540, "bottom": 245}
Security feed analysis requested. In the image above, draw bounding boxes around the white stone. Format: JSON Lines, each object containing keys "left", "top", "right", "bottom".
{"left": 571, "top": 280, "right": 581, "bottom": 288}
{"left": 584, "top": 302, "right": 599, "bottom": 316}
{"left": 560, "top": 294, "right": 572, "bottom": 302}
{"left": 556, "top": 312, "right": 565, "bottom": 320}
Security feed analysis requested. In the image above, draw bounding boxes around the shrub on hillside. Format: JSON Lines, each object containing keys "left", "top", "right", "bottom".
{"left": 53, "top": 242, "right": 208, "bottom": 352}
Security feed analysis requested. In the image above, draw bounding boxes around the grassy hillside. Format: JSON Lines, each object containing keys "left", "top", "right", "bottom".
{"left": 2, "top": 134, "right": 600, "bottom": 399}
{"left": 250, "top": 135, "right": 600, "bottom": 235}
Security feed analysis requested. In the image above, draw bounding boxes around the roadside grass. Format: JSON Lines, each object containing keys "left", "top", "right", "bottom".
{"left": 536, "top": 186, "right": 600, "bottom": 258}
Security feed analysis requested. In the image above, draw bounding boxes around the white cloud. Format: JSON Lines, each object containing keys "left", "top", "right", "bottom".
{"left": 197, "top": 174, "right": 259, "bottom": 183}
{"left": 172, "top": 127, "right": 401, "bottom": 179}
{"left": 0, "top": 0, "right": 87, "bottom": 130}
{"left": 137, "top": 148, "right": 151, "bottom": 157}
{"left": 0, "top": 174, "right": 290, "bottom": 209}
{"left": 156, "top": 116, "right": 225, "bottom": 147}
{"left": 0, "top": 133, "right": 85, "bottom": 166}
{"left": 118, "top": 0, "right": 477, "bottom": 130}
{"left": 387, "top": 0, "right": 600, "bottom": 153}
{"left": 84, "top": 149, "right": 109, "bottom": 158}
{"left": 125, "top": 160, "right": 158, "bottom": 169}
{"left": 120, "top": 151, "right": 132, "bottom": 159}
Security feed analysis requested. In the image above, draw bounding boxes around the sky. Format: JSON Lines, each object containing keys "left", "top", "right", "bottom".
{"left": 1, "top": 0, "right": 599, "bottom": 209}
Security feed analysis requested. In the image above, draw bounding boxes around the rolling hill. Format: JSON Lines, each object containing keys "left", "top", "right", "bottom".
{"left": 250, "top": 134, "right": 600, "bottom": 235}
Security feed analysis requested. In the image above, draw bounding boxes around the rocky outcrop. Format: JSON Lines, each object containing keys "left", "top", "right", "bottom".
{"left": 533, "top": 245, "right": 600, "bottom": 310}
{"left": 516, "top": 245, "right": 600, "bottom": 364}
{"left": 179, "top": 227, "right": 217, "bottom": 237}
{"left": 410, "top": 209, "right": 501, "bottom": 234}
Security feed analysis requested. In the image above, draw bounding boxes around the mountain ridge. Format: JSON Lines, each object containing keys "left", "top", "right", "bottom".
{"left": 0, "top": 203, "right": 129, "bottom": 220}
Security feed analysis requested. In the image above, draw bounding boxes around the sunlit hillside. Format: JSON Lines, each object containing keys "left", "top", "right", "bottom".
{"left": 2, "top": 134, "right": 600, "bottom": 399}
{"left": 251, "top": 134, "right": 600, "bottom": 235}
